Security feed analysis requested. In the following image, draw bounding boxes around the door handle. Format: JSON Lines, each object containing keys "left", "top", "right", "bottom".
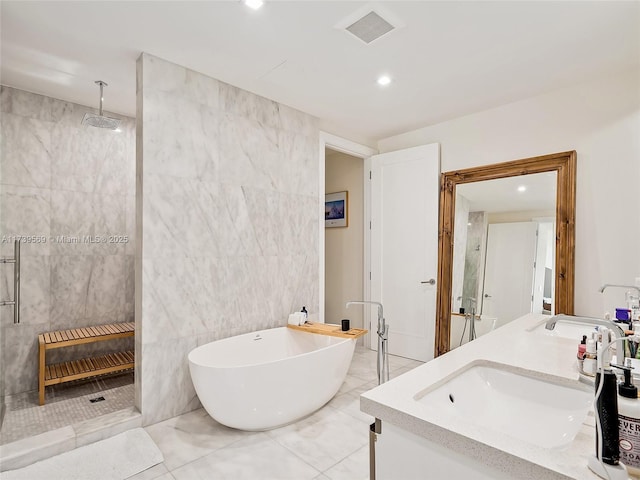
{"left": 421, "top": 279, "right": 436, "bottom": 285}
{"left": 484, "top": 294, "right": 492, "bottom": 298}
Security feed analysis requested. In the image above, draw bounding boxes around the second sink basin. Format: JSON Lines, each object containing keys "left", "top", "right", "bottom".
{"left": 415, "top": 363, "right": 592, "bottom": 449}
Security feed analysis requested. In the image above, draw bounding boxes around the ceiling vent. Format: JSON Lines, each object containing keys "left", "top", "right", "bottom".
{"left": 345, "top": 10, "right": 395, "bottom": 44}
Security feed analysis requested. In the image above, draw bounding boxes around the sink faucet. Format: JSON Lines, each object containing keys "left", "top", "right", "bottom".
{"left": 346, "top": 300, "right": 389, "bottom": 384}
{"left": 544, "top": 314, "right": 625, "bottom": 340}
{"left": 599, "top": 284, "right": 640, "bottom": 295}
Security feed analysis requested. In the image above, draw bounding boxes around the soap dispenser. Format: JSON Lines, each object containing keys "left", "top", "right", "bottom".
{"left": 616, "top": 359, "right": 640, "bottom": 477}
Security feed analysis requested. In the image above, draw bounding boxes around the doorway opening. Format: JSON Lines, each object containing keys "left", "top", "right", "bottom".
{"left": 324, "top": 148, "right": 365, "bottom": 334}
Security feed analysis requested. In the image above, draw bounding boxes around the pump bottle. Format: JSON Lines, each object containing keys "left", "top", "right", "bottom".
{"left": 616, "top": 360, "right": 640, "bottom": 477}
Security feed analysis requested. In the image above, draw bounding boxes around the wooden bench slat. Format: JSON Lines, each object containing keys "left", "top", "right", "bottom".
{"left": 79, "top": 358, "right": 89, "bottom": 373}
{"left": 104, "top": 324, "right": 118, "bottom": 335}
{"left": 103, "top": 324, "right": 117, "bottom": 335}
{"left": 95, "top": 357, "right": 105, "bottom": 370}
{"left": 68, "top": 360, "right": 78, "bottom": 375}
{"left": 99, "top": 356, "right": 109, "bottom": 369}
{"left": 103, "top": 354, "right": 114, "bottom": 368}
{"left": 106, "top": 354, "right": 118, "bottom": 368}
{"left": 79, "top": 358, "right": 90, "bottom": 372}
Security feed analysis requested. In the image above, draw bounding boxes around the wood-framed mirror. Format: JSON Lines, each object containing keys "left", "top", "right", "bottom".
{"left": 435, "top": 151, "right": 576, "bottom": 357}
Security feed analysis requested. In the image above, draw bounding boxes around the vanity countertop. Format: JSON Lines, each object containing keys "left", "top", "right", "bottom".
{"left": 360, "top": 313, "right": 605, "bottom": 480}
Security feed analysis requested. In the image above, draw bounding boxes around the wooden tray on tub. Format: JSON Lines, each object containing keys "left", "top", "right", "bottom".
{"left": 287, "top": 322, "right": 367, "bottom": 339}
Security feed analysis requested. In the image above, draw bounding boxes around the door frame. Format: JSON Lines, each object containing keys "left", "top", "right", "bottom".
{"left": 319, "top": 132, "right": 377, "bottom": 346}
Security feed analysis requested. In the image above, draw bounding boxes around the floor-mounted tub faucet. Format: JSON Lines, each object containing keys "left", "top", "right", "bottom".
{"left": 346, "top": 300, "right": 389, "bottom": 385}
{"left": 464, "top": 297, "right": 478, "bottom": 343}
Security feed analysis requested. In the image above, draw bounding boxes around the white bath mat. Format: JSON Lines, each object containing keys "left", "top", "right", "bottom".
{"left": 2, "top": 428, "right": 163, "bottom": 480}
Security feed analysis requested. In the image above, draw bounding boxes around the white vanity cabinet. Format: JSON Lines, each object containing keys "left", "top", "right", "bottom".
{"left": 373, "top": 421, "right": 515, "bottom": 480}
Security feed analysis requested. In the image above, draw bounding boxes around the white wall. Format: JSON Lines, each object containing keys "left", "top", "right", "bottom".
{"left": 325, "top": 150, "right": 364, "bottom": 331}
{"left": 379, "top": 68, "right": 640, "bottom": 317}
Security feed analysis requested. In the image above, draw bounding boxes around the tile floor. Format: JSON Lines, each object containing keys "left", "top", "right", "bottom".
{"left": 1, "top": 347, "right": 422, "bottom": 479}
{"left": 0, "top": 373, "right": 134, "bottom": 445}
{"left": 131, "top": 346, "right": 422, "bottom": 480}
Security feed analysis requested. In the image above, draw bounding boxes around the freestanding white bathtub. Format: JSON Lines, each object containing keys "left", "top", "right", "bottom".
{"left": 188, "top": 326, "right": 356, "bottom": 431}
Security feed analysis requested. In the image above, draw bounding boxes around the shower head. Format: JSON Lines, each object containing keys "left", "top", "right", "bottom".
{"left": 82, "top": 113, "right": 120, "bottom": 129}
{"left": 81, "top": 80, "right": 121, "bottom": 130}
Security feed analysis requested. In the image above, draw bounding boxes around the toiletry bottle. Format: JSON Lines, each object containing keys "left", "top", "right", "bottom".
{"left": 616, "top": 360, "right": 640, "bottom": 477}
{"left": 584, "top": 337, "right": 597, "bottom": 376}
{"left": 301, "top": 306, "right": 308, "bottom": 319}
{"left": 578, "top": 335, "right": 587, "bottom": 359}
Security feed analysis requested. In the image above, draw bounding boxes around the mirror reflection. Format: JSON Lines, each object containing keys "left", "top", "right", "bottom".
{"left": 450, "top": 172, "right": 557, "bottom": 350}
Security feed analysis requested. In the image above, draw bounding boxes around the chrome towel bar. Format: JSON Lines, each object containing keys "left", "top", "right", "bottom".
{"left": 0, "top": 239, "right": 20, "bottom": 324}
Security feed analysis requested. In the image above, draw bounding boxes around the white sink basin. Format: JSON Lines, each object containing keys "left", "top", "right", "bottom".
{"left": 530, "top": 319, "right": 599, "bottom": 340}
{"left": 415, "top": 363, "right": 592, "bottom": 449}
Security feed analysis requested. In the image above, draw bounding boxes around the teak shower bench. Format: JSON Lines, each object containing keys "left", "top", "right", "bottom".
{"left": 38, "top": 322, "right": 134, "bottom": 405}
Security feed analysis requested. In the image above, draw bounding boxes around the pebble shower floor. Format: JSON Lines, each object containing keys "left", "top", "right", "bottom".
{"left": 0, "top": 372, "right": 134, "bottom": 445}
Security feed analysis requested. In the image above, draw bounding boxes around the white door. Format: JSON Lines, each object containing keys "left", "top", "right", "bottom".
{"left": 370, "top": 144, "right": 440, "bottom": 361}
{"left": 481, "top": 222, "right": 538, "bottom": 328}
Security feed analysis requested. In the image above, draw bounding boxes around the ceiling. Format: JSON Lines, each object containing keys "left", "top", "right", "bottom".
{"left": 457, "top": 171, "right": 557, "bottom": 213}
{"left": 1, "top": 1, "right": 639, "bottom": 142}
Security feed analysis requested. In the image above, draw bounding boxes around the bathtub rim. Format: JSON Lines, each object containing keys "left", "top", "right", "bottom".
{"left": 187, "top": 325, "right": 355, "bottom": 370}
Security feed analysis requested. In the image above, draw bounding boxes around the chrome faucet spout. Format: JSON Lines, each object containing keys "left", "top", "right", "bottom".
{"left": 599, "top": 284, "right": 640, "bottom": 295}
{"left": 544, "top": 314, "right": 625, "bottom": 339}
{"left": 346, "top": 301, "right": 385, "bottom": 337}
{"left": 346, "top": 301, "right": 383, "bottom": 324}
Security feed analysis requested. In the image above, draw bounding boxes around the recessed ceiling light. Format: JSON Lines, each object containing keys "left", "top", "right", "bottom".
{"left": 377, "top": 75, "right": 391, "bottom": 86}
{"left": 517, "top": 185, "right": 527, "bottom": 193}
{"left": 243, "top": 0, "right": 263, "bottom": 10}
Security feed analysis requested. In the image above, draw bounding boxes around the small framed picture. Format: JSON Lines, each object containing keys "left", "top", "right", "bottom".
{"left": 325, "top": 191, "right": 348, "bottom": 228}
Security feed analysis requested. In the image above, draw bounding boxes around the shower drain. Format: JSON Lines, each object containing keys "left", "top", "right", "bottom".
{"left": 89, "top": 396, "right": 106, "bottom": 403}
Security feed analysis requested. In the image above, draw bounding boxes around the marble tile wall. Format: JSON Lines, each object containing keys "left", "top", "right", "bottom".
{"left": 0, "top": 86, "right": 136, "bottom": 395}
{"left": 137, "top": 54, "right": 320, "bottom": 425}
{"left": 452, "top": 194, "right": 470, "bottom": 313}
{"left": 462, "top": 211, "right": 488, "bottom": 306}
